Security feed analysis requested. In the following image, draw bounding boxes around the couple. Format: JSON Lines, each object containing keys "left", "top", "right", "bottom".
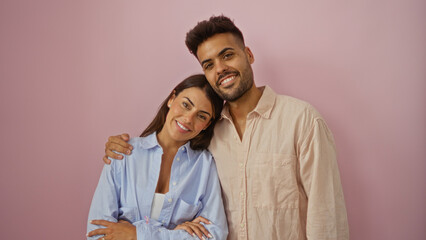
{"left": 87, "top": 15, "right": 349, "bottom": 240}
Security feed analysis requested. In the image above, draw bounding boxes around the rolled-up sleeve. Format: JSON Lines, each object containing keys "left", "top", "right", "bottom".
{"left": 299, "top": 118, "right": 349, "bottom": 240}
{"left": 87, "top": 161, "right": 122, "bottom": 240}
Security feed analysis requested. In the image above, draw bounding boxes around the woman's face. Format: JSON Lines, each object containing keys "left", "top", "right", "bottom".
{"left": 162, "top": 87, "right": 213, "bottom": 145}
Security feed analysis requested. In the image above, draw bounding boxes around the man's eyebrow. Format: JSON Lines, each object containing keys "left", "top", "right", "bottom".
{"left": 184, "top": 97, "right": 212, "bottom": 116}
{"left": 218, "top": 47, "right": 234, "bottom": 57}
{"left": 200, "top": 47, "right": 234, "bottom": 66}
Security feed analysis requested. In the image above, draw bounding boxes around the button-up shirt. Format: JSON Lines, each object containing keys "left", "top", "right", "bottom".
{"left": 209, "top": 86, "right": 349, "bottom": 240}
{"left": 87, "top": 133, "right": 228, "bottom": 240}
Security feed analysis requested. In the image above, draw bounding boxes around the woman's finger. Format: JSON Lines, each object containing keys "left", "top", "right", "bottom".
{"left": 100, "top": 235, "right": 112, "bottom": 240}
{"left": 87, "top": 228, "right": 108, "bottom": 237}
{"left": 192, "top": 216, "right": 212, "bottom": 225}
{"left": 194, "top": 222, "right": 212, "bottom": 238}
{"left": 90, "top": 219, "right": 114, "bottom": 227}
{"left": 185, "top": 222, "right": 207, "bottom": 239}
{"left": 175, "top": 223, "right": 195, "bottom": 237}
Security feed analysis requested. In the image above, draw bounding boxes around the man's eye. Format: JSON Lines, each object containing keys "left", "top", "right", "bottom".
{"left": 204, "top": 63, "right": 213, "bottom": 70}
{"left": 223, "top": 53, "right": 233, "bottom": 59}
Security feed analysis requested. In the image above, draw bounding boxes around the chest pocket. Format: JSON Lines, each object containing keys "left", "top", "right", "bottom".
{"left": 250, "top": 153, "right": 299, "bottom": 209}
{"left": 171, "top": 199, "right": 202, "bottom": 225}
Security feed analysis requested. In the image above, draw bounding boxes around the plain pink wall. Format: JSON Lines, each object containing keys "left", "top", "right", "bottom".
{"left": 1, "top": 0, "right": 425, "bottom": 239}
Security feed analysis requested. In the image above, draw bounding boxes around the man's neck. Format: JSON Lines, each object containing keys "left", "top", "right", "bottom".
{"left": 227, "top": 85, "right": 263, "bottom": 139}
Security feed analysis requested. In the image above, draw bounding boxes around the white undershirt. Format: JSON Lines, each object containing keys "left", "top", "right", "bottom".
{"left": 150, "top": 193, "right": 165, "bottom": 220}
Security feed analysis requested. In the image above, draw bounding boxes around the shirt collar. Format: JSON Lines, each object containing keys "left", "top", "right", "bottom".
{"left": 139, "top": 132, "right": 160, "bottom": 150}
{"left": 139, "top": 132, "right": 197, "bottom": 161}
{"left": 220, "top": 85, "right": 276, "bottom": 120}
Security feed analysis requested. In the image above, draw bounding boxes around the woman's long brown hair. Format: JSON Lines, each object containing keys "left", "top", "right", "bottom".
{"left": 140, "top": 74, "right": 223, "bottom": 150}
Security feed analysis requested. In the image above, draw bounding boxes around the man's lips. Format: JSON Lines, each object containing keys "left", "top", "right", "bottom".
{"left": 218, "top": 72, "right": 238, "bottom": 86}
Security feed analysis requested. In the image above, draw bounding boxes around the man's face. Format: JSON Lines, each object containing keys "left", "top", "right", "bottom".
{"left": 196, "top": 33, "right": 255, "bottom": 102}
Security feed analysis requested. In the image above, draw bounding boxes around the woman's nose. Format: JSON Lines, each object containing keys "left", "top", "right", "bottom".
{"left": 182, "top": 111, "right": 196, "bottom": 123}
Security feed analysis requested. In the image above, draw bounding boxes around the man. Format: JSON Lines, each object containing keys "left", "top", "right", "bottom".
{"left": 102, "top": 15, "right": 349, "bottom": 239}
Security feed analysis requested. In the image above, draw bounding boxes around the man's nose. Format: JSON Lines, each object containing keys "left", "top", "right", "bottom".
{"left": 215, "top": 60, "right": 228, "bottom": 75}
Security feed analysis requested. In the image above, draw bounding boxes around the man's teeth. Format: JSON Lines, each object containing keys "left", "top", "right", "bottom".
{"left": 177, "top": 121, "right": 189, "bottom": 131}
{"left": 221, "top": 76, "right": 235, "bottom": 85}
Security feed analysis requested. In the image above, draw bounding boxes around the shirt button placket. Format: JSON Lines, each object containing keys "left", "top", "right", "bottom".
{"left": 239, "top": 154, "right": 247, "bottom": 238}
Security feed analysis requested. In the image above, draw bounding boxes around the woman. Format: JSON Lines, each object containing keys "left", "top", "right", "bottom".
{"left": 87, "top": 74, "right": 227, "bottom": 240}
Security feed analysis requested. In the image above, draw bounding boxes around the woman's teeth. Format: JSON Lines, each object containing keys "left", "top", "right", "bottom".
{"left": 176, "top": 121, "right": 189, "bottom": 131}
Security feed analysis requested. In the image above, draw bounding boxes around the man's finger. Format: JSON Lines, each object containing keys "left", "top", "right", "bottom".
{"left": 105, "top": 149, "right": 124, "bottom": 160}
{"left": 120, "top": 133, "right": 130, "bottom": 141}
{"left": 106, "top": 142, "right": 132, "bottom": 155}
{"left": 108, "top": 135, "right": 132, "bottom": 149}
{"left": 103, "top": 156, "right": 111, "bottom": 165}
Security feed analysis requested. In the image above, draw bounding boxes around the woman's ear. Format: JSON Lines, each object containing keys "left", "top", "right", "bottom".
{"left": 167, "top": 91, "right": 176, "bottom": 108}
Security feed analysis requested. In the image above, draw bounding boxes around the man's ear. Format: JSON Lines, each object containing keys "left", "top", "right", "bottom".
{"left": 245, "top": 47, "right": 255, "bottom": 64}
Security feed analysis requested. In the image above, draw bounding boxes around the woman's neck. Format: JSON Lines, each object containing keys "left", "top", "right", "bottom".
{"left": 156, "top": 130, "right": 186, "bottom": 154}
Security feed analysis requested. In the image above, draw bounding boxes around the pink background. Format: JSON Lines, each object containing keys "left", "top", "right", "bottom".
{"left": 1, "top": 0, "right": 425, "bottom": 239}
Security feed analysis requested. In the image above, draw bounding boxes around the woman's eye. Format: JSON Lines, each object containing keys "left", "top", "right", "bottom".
{"left": 182, "top": 102, "right": 189, "bottom": 109}
{"left": 198, "top": 114, "right": 207, "bottom": 120}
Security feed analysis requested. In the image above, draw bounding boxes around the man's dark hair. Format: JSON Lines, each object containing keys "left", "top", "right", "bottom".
{"left": 185, "top": 15, "right": 245, "bottom": 57}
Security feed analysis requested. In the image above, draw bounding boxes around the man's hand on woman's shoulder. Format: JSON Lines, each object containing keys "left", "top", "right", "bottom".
{"left": 103, "top": 133, "right": 133, "bottom": 164}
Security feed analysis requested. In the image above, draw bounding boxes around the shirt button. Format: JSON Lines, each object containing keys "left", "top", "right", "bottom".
{"left": 177, "top": 157, "right": 180, "bottom": 161}
{"left": 172, "top": 182, "right": 177, "bottom": 186}
{"left": 240, "top": 223, "right": 245, "bottom": 228}
{"left": 168, "top": 198, "right": 172, "bottom": 203}
{"left": 240, "top": 192, "right": 244, "bottom": 197}
{"left": 239, "top": 163, "right": 243, "bottom": 168}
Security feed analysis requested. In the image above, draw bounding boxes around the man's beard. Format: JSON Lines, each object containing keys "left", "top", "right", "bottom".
{"left": 217, "top": 68, "right": 254, "bottom": 102}
{"left": 218, "top": 75, "right": 253, "bottom": 102}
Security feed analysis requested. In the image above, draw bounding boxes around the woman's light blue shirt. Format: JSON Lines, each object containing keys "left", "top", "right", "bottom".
{"left": 87, "top": 133, "right": 228, "bottom": 239}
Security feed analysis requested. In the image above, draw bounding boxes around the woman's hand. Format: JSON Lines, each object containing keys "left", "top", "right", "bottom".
{"left": 174, "top": 216, "right": 213, "bottom": 239}
{"left": 87, "top": 219, "right": 136, "bottom": 240}
{"left": 103, "top": 134, "right": 133, "bottom": 164}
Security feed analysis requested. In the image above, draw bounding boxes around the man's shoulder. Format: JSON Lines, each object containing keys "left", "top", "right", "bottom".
{"left": 274, "top": 93, "right": 321, "bottom": 119}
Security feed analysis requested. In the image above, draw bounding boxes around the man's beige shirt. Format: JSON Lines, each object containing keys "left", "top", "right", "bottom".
{"left": 209, "top": 86, "right": 349, "bottom": 240}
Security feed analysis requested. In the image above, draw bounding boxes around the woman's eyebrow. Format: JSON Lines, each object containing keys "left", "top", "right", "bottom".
{"left": 184, "top": 97, "right": 194, "bottom": 106}
{"left": 184, "top": 97, "right": 211, "bottom": 116}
